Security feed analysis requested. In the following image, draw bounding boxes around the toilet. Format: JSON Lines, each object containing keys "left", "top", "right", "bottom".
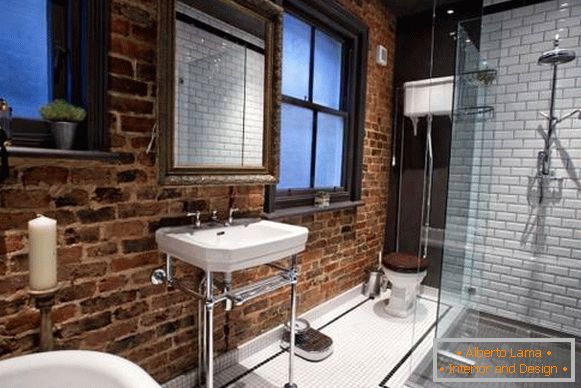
{"left": 382, "top": 252, "right": 429, "bottom": 318}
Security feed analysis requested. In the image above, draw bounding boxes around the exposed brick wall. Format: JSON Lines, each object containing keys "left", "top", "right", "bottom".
{"left": 0, "top": 0, "right": 395, "bottom": 382}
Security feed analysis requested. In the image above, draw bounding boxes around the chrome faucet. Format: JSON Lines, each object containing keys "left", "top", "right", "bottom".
{"left": 210, "top": 209, "right": 219, "bottom": 223}
{"left": 186, "top": 210, "right": 201, "bottom": 228}
{"left": 227, "top": 207, "right": 239, "bottom": 225}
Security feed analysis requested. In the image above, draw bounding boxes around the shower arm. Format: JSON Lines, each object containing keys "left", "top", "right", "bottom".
{"left": 546, "top": 63, "right": 558, "bottom": 148}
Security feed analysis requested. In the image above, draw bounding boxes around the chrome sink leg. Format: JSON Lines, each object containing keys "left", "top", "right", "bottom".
{"left": 197, "top": 275, "right": 206, "bottom": 387}
{"left": 205, "top": 271, "right": 214, "bottom": 388}
{"left": 165, "top": 254, "right": 173, "bottom": 283}
{"left": 284, "top": 254, "right": 298, "bottom": 388}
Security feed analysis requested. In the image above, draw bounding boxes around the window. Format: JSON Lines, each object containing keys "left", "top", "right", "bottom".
{"left": 265, "top": 0, "right": 368, "bottom": 211}
{"left": 0, "top": 0, "right": 108, "bottom": 150}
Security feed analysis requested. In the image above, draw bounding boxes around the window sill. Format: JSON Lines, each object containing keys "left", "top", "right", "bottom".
{"left": 6, "top": 146, "right": 133, "bottom": 163}
{"left": 262, "top": 200, "right": 364, "bottom": 220}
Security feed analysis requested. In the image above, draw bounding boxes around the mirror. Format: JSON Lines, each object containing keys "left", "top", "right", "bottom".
{"left": 158, "top": 0, "right": 282, "bottom": 185}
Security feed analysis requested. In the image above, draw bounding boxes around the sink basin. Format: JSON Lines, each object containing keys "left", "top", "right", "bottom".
{"left": 156, "top": 220, "right": 308, "bottom": 272}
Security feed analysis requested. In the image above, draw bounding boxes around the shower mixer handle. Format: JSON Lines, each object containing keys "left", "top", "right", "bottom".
{"left": 537, "top": 151, "right": 548, "bottom": 176}
{"left": 556, "top": 109, "right": 581, "bottom": 124}
{"left": 539, "top": 111, "right": 550, "bottom": 120}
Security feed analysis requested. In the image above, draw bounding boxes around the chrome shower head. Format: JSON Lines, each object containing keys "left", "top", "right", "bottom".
{"left": 538, "top": 48, "right": 576, "bottom": 65}
{"left": 538, "top": 34, "right": 576, "bottom": 65}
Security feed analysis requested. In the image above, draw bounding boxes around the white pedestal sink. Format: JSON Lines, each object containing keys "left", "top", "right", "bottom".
{"left": 155, "top": 220, "right": 308, "bottom": 272}
{"left": 154, "top": 219, "right": 308, "bottom": 388}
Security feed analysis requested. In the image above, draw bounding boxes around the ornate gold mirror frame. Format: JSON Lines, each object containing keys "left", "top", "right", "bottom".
{"left": 157, "top": 0, "right": 282, "bottom": 185}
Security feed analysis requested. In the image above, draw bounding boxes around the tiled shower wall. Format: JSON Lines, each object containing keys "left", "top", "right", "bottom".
{"left": 175, "top": 2, "right": 264, "bottom": 166}
{"left": 445, "top": 0, "right": 581, "bottom": 336}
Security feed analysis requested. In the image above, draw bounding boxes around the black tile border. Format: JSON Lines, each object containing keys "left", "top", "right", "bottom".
{"left": 377, "top": 303, "right": 452, "bottom": 387}
{"left": 219, "top": 350, "right": 286, "bottom": 388}
{"left": 315, "top": 297, "right": 371, "bottom": 331}
{"left": 483, "top": 0, "right": 552, "bottom": 15}
{"left": 218, "top": 293, "right": 447, "bottom": 388}
{"left": 219, "top": 297, "right": 372, "bottom": 388}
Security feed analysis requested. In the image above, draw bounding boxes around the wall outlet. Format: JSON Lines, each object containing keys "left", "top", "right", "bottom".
{"left": 376, "top": 45, "right": 388, "bottom": 66}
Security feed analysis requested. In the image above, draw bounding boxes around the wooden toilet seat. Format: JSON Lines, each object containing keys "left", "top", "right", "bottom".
{"left": 383, "top": 252, "right": 429, "bottom": 273}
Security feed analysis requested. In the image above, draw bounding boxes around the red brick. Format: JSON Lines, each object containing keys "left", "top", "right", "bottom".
{"left": 57, "top": 282, "right": 97, "bottom": 303}
{"left": 109, "top": 55, "right": 133, "bottom": 77}
{"left": 136, "top": 63, "right": 155, "bottom": 82}
{"left": 109, "top": 75, "right": 149, "bottom": 96}
{"left": 0, "top": 274, "right": 27, "bottom": 294}
{"left": 131, "top": 23, "right": 157, "bottom": 42}
{"left": 120, "top": 115, "right": 156, "bottom": 133}
{"left": 1, "top": 189, "right": 51, "bottom": 208}
{"left": 86, "top": 241, "right": 118, "bottom": 257}
{"left": 0, "top": 211, "right": 36, "bottom": 231}
{"left": 71, "top": 168, "right": 115, "bottom": 185}
{"left": 4, "top": 309, "right": 40, "bottom": 335}
{"left": 111, "top": 251, "right": 159, "bottom": 272}
{"left": 0, "top": 234, "right": 24, "bottom": 254}
{"left": 110, "top": 35, "right": 155, "bottom": 63}
{"left": 98, "top": 275, "right": 127, "bottom": 293}
{"left": 111, "top": 2, "right": 154, "bottom": 26}
{"left": 118, "top": 202, "right": 165, "bottom": 218}
{"left": 104, "top": 220, "right": 144, "bottom": 239}
{"left": 84, "top": 320, "right": 138, "bottom": 346}
{"left": 111, "top": 15, "right": 130, "bottom": 36}
{"left": 22, "top": 166, "right": 69, "bottom": 185}
{"left": 53, "top": 304, "right": 78, "bottom": 323}
{"left": 57, "top": 246, "right": 84, "bottom": 265}
{"left": 80, "top": 290, "right": 137, "bottom": 314}
{"left": 110, "top": 95, "right": 153, "bottom": 115}
{"left": 59, "top": 261, "right": 108, "bottom": 281}
{"left": 54, "top": 189, "right": 90, "bottom": 208}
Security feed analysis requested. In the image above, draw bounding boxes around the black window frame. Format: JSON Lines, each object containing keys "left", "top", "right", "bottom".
{"left": 265, "top": 0, "right": 368, "bottom": 212}
{"left": 10, "top": 0, "right": 109, "bottom": 151}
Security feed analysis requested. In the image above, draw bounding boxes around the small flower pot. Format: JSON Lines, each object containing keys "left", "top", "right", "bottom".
{"left": 314, "top": 192, "right": 331, "bottom": 208}
{"left": 51, "top": 121, "right": 77, "bottom": 150}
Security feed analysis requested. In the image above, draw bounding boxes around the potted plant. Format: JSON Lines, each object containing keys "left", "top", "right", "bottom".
{"left": 314, "top": 191, "right": 331, "bottom": 208}
{"left": 40, "top": 99, "right": 86, "bottom": 150}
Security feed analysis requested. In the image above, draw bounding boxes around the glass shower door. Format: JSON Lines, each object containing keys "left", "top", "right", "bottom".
{"left": 411, "top": 0, "right": 581, "bottom": 385}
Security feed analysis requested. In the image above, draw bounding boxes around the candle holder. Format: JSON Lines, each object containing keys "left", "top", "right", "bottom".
{"left": 29, "top": 286, "right": 59, "bottom": 352}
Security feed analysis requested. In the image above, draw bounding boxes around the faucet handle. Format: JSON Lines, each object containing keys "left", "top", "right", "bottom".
{"left": 228, "top": 207, "right": 240, "bottom": 224}
{"left": 186, "top": 210, "right": 201, "bottom": 227}
{"left": 211, "top": 209, "right": 219, "bottom": 222}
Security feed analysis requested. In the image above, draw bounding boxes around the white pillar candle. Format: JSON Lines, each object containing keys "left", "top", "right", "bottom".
{"left": 28, "top": 215, "right": 58, "bottom": 291}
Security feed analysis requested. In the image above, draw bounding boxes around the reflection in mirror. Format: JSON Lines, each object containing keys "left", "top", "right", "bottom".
{"left": 174, "top": 0, "right": 265, "bottom": 167}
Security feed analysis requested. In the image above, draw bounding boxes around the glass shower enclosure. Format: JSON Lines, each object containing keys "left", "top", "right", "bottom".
{"left": 409, "top": 0, "right": 581, "bottom": 385}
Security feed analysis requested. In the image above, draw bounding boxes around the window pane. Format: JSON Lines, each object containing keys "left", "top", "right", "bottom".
{"left": 0, "top": 0, "right": 50, "bottom": 119}
{"left": 313, "top": 30, "right": 342, "bottom": 109}
{"left": 282, "top": 13, "right": 311, "bottom": 100}
{"left": 315, "top": 113, "right": 344, "bottom": 188}
{"left": 279, "top": 104, "right": 313, "bottom": 189}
